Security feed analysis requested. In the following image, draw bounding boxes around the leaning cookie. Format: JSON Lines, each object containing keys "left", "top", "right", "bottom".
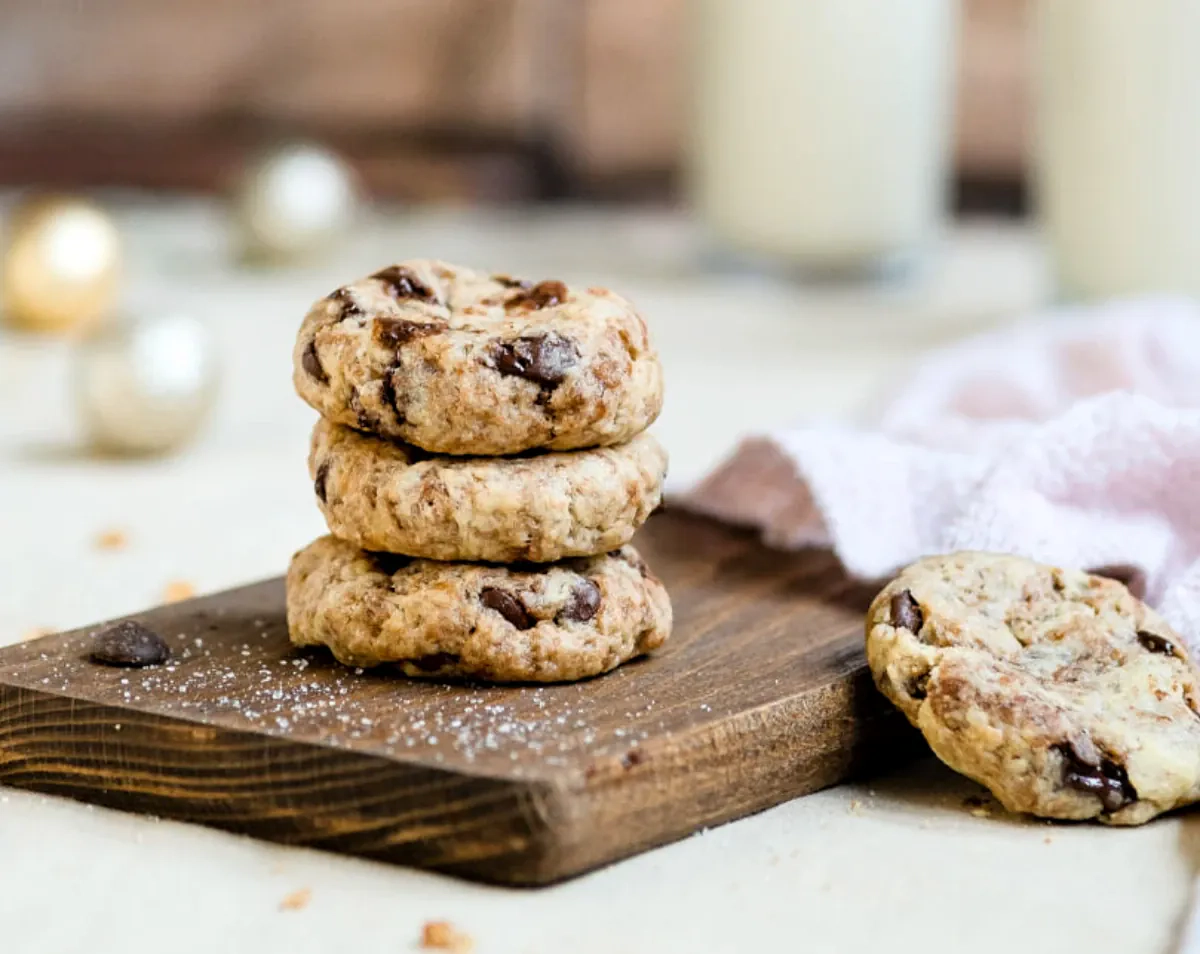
{"left": 866, "top": 551, "right": 1200, "bottom": 825}
{"left": 293, "top": 259, "right": 664, "bottom": 456}
{"left": 287, "top": 536, "right": 672, "bottom": 683}
{"left": 310, "top": 419, "right": 666, "bottom": 563}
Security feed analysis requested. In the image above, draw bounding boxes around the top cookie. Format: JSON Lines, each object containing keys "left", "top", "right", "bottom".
{"left": 293, "top": 259, "right": 664, "bottom": 456}
{"left": 866, "top": 552, "right": 1200, "bottom": 825}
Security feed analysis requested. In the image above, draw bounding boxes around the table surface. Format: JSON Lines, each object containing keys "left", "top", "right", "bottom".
{"left": 1, "top": 198, "right": 1194, "bottom": 954}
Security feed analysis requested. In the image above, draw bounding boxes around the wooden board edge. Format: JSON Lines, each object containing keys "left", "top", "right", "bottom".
{"left": 0, "top": 682, "right": 576, "bottom": 885}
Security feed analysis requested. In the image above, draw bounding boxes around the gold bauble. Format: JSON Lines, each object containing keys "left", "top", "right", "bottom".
{"left": 233, "top": 142, "right": 359, "bottom": 263}
{"left": 1, "top": 196, "right": 122, "bottom": 334}
{"left": 75, "top": 313, "right": 219, "bottom": 456}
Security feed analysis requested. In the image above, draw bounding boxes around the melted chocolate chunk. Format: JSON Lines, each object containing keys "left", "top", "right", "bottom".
{"left": 1059, "top": 742, "right": 1137, "bottom": 813}
{"left": 329, "top": 286, "right": 364, "bottom": 319}
{"left": 559, "top": 579, "right": 601, "bottom": 623}
{"left": 381, "top": 367, "right": 400, "bottom": 419}
{"left": 314, "top": 462, "right": 330, "bottom": 503}
{"left": 371, "top": 266, "right": 436, "bottom": 302}
{"left": 301, "top": 339, "right": 328, "bottom": 384}
{"left": 890, "top": 589, "right": 924, "bottom": 633}
{"left": 1137, "top": 630, "right": 1180, "bottom": 657}
{"left": 372, "top": 316, "right": 447, "bottom": 348}
{"left": 368, "top": 552, "right": 411, "bottom": 576}
{"left": 480, "top": 587, "right": 536, "bottom": 630}
{"left": 88, "top": 620, "right": 170, "bottom": 668}
{"left": 908, "top": 672, "right": 930, "bottom": 700}
{"left": 406, "top": 652, "right": 459, "bottom": 672}
{"left": 506, "top": 279, "right": 568, "bottom": 311}
{"left": 493, "top": 274, "right": 532, "bottom": 290}
{"left": 490, "top": 333, "right": 577, "bottom": 386}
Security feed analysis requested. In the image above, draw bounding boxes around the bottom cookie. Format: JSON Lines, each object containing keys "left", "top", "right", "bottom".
{"left": 866, "top": 551, "right": 1200, "bottom": 825}
{"left": 287, "top": 535, "right": 672, "bottom": 683}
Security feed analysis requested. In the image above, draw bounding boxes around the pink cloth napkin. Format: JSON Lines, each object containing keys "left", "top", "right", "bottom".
{"left": 684, "top": 297, "right": 1200, "bottom": 656}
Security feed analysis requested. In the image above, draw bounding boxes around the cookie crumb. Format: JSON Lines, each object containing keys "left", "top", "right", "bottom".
{"left": 847, "top": 798, "right": 864, "bottom": 815}
{"left": 420, "top": 921, "right": 473, "bottom": 951}
{"left": 1044, "top": 836, "right": 1053, "bottom": 845}
{"left": 279, "top": 888, "right": 311, "bottom": 911}
{"left": 95, "top": 528, "right": 128, "bottom": 551}
{"left": 163, "top": 580, "right": 196, "bottom": 603}
{"left": 962, "top": 795, "right": 993, "bottom": 817}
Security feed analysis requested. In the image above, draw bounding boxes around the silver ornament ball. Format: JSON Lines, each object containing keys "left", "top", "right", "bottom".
{"left": 234, "top": 142, "right": 359, "bottom": 261}
{"left": 75, "top": 313, "right": 219, "bottom": 455}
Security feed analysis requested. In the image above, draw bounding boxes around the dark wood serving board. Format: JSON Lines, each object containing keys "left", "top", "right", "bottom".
{"left": 0, "top": 512, "right": 916, "bottom": 886}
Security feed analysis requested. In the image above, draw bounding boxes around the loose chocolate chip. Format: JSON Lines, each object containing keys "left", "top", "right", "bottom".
{"left": 372, "top": 316, "right": 447, "bottom": 348}
{"left": 490, "top": 333, "right": 578, "bottom": 386}
{"left": 368, "top": 552, "right": 411, "bottom": 576}
{"left": 371, "top": 266, "right": 436, "bottom": 302}
{"left": 480, "top": 587, "right": 536, "bottom": 630}
{"left": 89, "top": 621, "right": 170, "bottom": 668}
{"left": 1137, "top": 631, "right": 1180, "bottom": 657}
{"left": 493, "top": 274, "right": 532, "bottom": 290}
{"left": 329, "top": 286, "right": 364, "bottom": 319}
{"left": 890, "top": 589, "right": 924, "bottom": 633}
{"left": 559, "top": 579, "right": 601, "bottom": 623}
{"left": 1058, "top": 742, "right": 1137, "bottom": 813}
{"left": 506, "top": 279, "right": 568, "bottom": 311}
{"left": 314, "top": 462, "right": 330, "bottom": 503}
{"left": 406, "top": 652, "right": 459, "bottom": 672}
{"left": 301, "top": 339, "right": 328, "bottom": 384}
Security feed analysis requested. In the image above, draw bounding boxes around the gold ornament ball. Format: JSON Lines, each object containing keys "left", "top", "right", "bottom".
{"left": 2, "top": 196, "right": 122, "bottom": 334}
{"left": 234, "top": 143, "right": 359, "bottom": 262}
{"left": 75, "top": 313, "right": 219, "bottom": 456}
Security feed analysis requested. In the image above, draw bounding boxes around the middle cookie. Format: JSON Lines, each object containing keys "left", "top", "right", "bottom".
{"left": 310, "top": 418, "right": 667, "bottom": 563}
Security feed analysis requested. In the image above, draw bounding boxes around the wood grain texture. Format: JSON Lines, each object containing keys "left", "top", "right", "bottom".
{"left": 0, "top": 512, "right": 917, "bottom": 885}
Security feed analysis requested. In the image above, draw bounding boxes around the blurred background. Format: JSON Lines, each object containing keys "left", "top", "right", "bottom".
{"left": 4, "top": 0, "right": 1198, "bottom": 637}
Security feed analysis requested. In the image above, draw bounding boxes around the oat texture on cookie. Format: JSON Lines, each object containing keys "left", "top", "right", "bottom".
{"left": 866, "top": 551, "right": 1200, "bottom": 825}
{"left": 287, "top": 259, "right": 671, "bottom": 683}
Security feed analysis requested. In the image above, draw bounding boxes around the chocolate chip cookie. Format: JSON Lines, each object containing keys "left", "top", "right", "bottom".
{"left": 310, "top": 418, "right": 666, "bottom": 563}
{"left": 293, "top": 260, "right": 664, "bottom": 456}
{"left": 866, "top": 552, "right": 1200, "bottom": 825}
{"left": 287, "top": 535, "right": 672, "bottom": 682}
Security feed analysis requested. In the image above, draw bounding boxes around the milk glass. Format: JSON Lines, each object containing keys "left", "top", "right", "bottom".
{"left": 689, "top": 0, "right": 957, "bottom": 277}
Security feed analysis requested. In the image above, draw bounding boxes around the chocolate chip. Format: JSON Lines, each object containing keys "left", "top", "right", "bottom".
{"left": 406, "top": 652, "right": 459, "bottom": 672}
{"left": 314, "top": 462, "right": 330, "bottom": 503}
{"left": 329, "top": 286, "right": 364, "bottom": 319}
{"left": 480, "top": 587, "right": 536, "bottom": 630}
{"left": 301, "top": 339, "right": 328, "bottom": 384}
{"left": 506, "top": 279, "right": 568, "bottom": 311}
{"left": 381, "top": 367, "right": 400, "bottom": 418}
{"left": 371, "top": 266, "right": 436, "bottom": 302}
{"left": 559, "top": 579, "right": 601, "bottom": 623}
{"left": 368, "top": 552, "right": 411, "bottom": 576}
{"left": 490, "top": 333, "right": 578, "bottom": 386}
{"left": 372, "top": 316, "right": 446, "bottom": 348}
{"left": 1058, "top": 742, "right": 1137, "bottom": 813}
{"left": 621, "top": 749, "right": 644, "bottom": 769}
{"left": 493, "top": 274, "right": 532, "bottom": 290}
{"left": 1137, "top": 631, "right": 1180, "bottom": 657}
{"left": 88, "top": 621, "right": 170, "bottom": 668}
{"left": 908, "top": 672, "right": 930, "bottom": 700}
{"left": 890, "top": 589, "right": 924, "bottom": 633}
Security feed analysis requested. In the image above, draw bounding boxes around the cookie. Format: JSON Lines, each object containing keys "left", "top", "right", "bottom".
{"left": 293, "top": 259, "right": 664, "bottom": 456}
{"left": 287, "top": 536, "right": 672, "bottom": 682}
{"left": 866, "top": 552, "right": 1200, "bottom": 825}
{"left": 309, "top": 418, "right": 666, "bottom": 563}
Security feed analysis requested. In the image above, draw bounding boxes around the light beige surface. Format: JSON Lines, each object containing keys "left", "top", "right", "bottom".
{"left": 2, "top": 198, "right": 1194, "bottom": 953}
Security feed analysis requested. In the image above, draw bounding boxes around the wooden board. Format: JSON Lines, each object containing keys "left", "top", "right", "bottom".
{"left": 0, "top": 512, "right": 917, "bottom": 886}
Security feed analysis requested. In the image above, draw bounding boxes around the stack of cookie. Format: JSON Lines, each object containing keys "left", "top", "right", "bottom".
{"left": 285, "top": 259, "right": 672, "bottom": 683}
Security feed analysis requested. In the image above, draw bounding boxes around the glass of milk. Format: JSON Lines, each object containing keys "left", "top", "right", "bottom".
{"left": 689, "top": 0, "right": 957, "bottom": 278}
{"left": 1035, "top": 0, "right": 1200, "bottom": 300}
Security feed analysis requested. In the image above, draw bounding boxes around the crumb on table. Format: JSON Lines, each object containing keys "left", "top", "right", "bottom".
{"left": 163, "top": 580, "right": 196, "bottom": 603}
{"left": 279, "top": 887, "right": 311, "bottom": 911}
{"left": 95, "top": 528, "right": 128, "bottom": 551}
{"left": 420, "top": 921, "right": 473, "bottom": 951}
